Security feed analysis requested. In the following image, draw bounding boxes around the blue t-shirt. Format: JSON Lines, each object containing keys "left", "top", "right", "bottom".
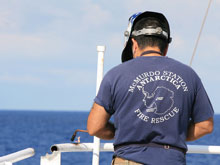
{"left": 94, "top": 56, "right": 214, "bottom": 164}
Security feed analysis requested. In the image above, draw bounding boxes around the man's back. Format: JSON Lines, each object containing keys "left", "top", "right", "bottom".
{"left": 94, "top": 56, "right": 213, "bottom": 164}
{"left": 88, "top": 11, "right": 214, "bottom": 165}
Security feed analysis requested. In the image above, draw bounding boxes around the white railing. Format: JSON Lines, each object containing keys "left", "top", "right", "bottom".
{"left": 50, "top": 143, "right": 220, "bottom": 154}
{"left": 187, "top": 145, "right": 220, "bottom": 154}
{"left": 50, "top": 143, "right": 113, "bottom": 152}
{"left": 40, "top": 151, "right": 61, "bottom": 165}
{"left": 40, "top": 143, "right": 220, "bottom": 165}
{"left": 0, "top": 148, "right": 35, "bottom": 165}
{"left": 93, "top": 45, "right": 105, "bottom": 165}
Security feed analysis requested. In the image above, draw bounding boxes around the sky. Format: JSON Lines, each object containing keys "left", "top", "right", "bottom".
{"left": 0, "top": 0, "right": 219, "bottom": 113}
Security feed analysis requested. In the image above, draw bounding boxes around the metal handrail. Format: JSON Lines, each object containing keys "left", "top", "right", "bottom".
{"left": 51, "top": 143, "right": 113, "bottom": 152}
{"left": 50, "top": 143, "right": 220, "bottom": 155}
{"left": 0, "top": 148, "right": 35, "bottom": 164}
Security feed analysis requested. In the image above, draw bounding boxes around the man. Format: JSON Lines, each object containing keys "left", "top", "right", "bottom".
{"left": 87, "top": 11, "right": 214, "bottom": 165}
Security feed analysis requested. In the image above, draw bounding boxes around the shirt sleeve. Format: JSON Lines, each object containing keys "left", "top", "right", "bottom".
{"left": 94, "top": 74, "right": 115, "bottom": 115}
{"left": 192, "top": 80, "right": 214, "bottom": 123}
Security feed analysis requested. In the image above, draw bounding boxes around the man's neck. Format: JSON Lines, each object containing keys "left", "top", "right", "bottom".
{"left": 139, "top": 47, "right": 162, "bottom": 57}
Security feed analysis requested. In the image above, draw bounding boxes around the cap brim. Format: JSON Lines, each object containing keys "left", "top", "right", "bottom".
{"left": 122, "top": 39, "right": 133, "bottom": 62}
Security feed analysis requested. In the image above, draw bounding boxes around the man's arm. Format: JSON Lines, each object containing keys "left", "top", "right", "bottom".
{"left": 186, "top": 117, "right": 214, "bottom": 141}
{"left": 87, "top": 102, "right": 115, "bottom": 140}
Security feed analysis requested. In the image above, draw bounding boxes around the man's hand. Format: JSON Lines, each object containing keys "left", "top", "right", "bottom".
{"left": 186, "top": 117, "right": 214, "bottom": 141}
{"left": 87, "top": 103, "right": 115, "bottom": 140}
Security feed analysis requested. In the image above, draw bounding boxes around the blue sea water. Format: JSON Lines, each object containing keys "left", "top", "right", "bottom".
{"left": 0, "top": 111, "right": 219, "bottom": 165}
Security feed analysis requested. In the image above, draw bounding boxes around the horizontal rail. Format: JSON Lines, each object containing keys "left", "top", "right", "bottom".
{"left": 0, "top": 148, "right": 35, "bottom": 164}
{"left": 51, "top": 143, "right": 113, "bottom": 152}
{"left": 187, "top": 145, "right": 220, "bottom": 154}
{"left": 51, "top": 143, "right": 220, "bottom": 155}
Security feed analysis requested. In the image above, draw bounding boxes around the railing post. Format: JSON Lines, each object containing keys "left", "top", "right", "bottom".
{"left": 96, "top": 46, "right": 105, "bottom": 94}
{"left": 40, "top": 151, "right": 61, "bottom": 165}
{"left": 92, "top": 46, "right": 106, "bottom": 165}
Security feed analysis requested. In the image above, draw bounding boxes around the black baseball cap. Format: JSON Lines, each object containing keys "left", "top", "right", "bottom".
{"left": 121, "top": 11, "right": 172, "bottom": 62}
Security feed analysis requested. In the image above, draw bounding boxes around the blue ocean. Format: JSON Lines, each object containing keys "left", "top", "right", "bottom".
{"left": 0, "top": 111, "right": 219, "bottom": 165}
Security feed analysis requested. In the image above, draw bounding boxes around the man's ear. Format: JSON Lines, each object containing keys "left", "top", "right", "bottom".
{"left": 131, "top": 38, "right": 138, "bottom": 57}
{"left": 131, "top": 38, "right": 138, "bottom": 50}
